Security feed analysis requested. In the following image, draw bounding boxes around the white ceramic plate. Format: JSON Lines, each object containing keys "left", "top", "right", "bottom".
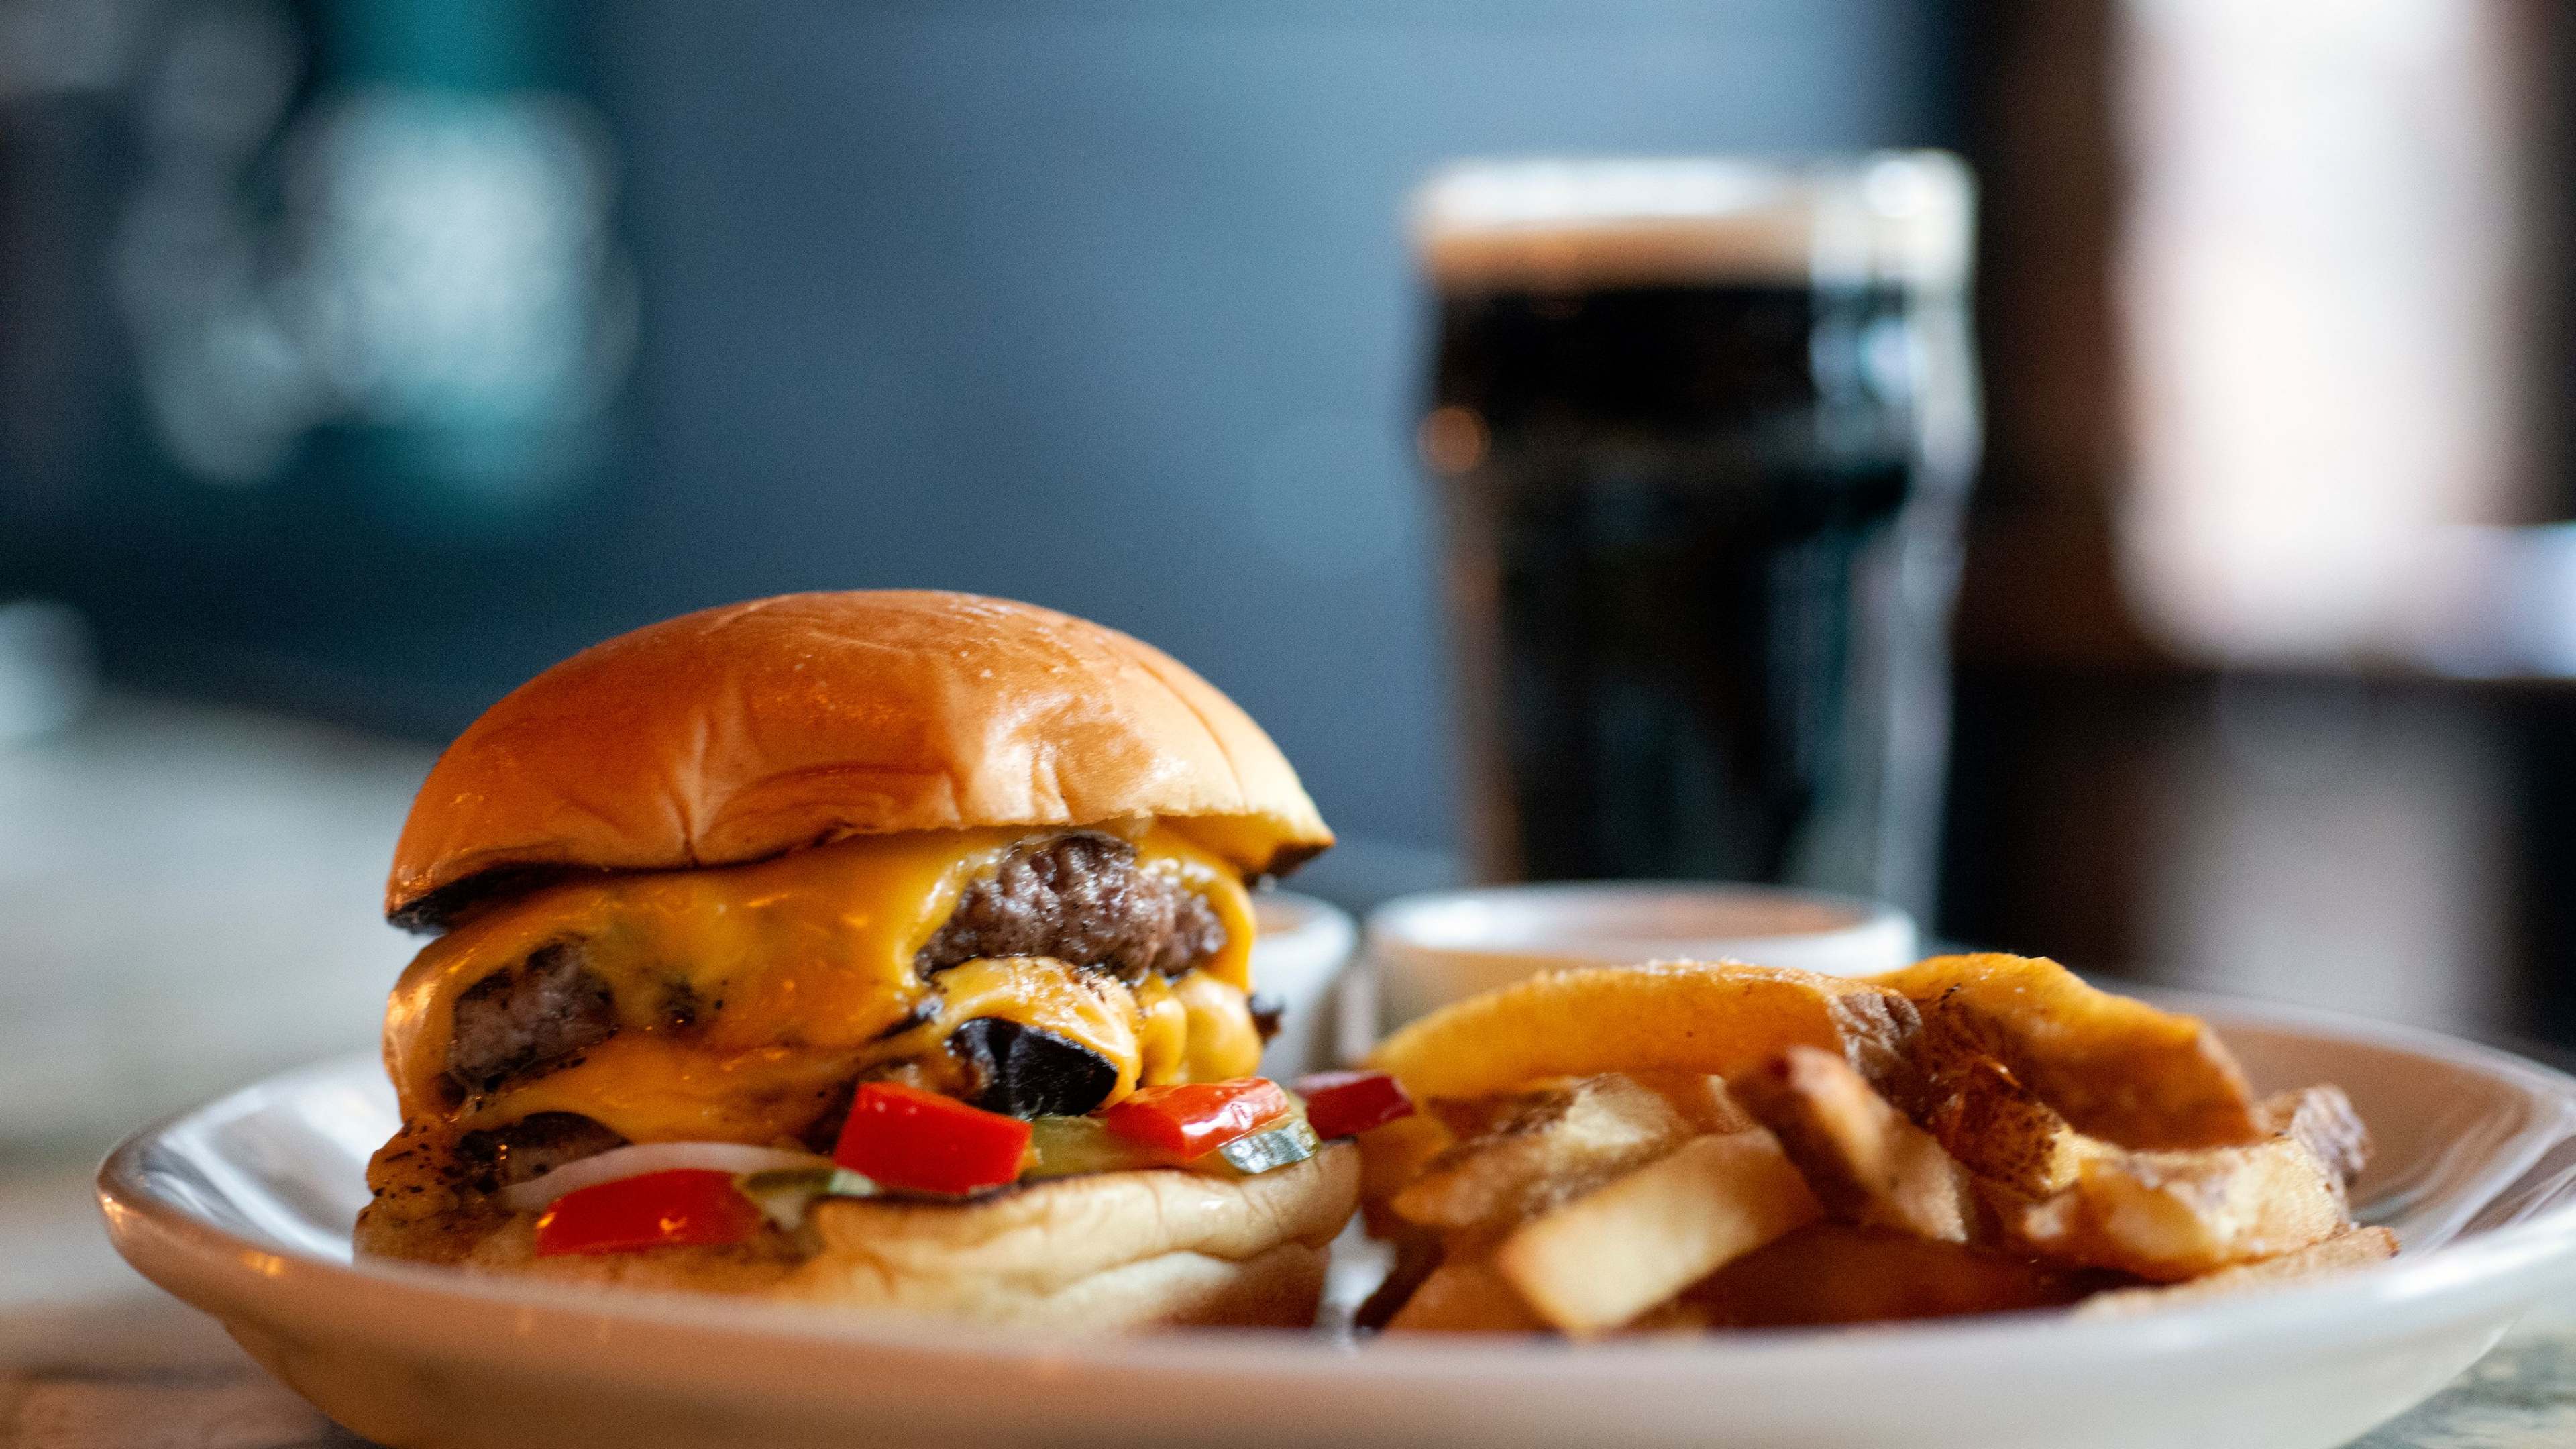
{"left": 99, "top": 993, "right": 2576, "bottom": 1449}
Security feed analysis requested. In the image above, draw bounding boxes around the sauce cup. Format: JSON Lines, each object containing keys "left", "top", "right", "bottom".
{"left": 1250, "top": 890, "right": 1358, "bottom": 1078}
{"left": 1356, "top": 882, "right": 1916, "bottom": 1040}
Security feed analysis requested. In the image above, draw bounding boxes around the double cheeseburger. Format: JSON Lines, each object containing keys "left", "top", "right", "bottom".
{"left": 358, "top": 591, "right": 1394, "bottom": 1328}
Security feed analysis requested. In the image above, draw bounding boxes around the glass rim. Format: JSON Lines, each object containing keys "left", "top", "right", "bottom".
{"left": 1410, "top": 151, "right": 1974, "bottom": 293}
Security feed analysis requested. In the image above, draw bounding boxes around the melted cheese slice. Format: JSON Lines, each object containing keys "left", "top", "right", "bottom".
{"left": 383, "top": 822, "right": 1257, "bottom": 1146}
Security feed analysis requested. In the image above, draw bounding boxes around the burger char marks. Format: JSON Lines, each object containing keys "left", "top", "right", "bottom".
{"left": 445, "top": 941, "right": 618, "bottom": 1097}
{"left": 455, "top": 1112, "right": 629, "bottom": 1191}
{"left": 917, "top": 833, "right": 1226, "bottom": 985}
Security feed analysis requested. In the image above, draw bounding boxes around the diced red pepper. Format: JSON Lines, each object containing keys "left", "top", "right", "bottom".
{"left": 1099, "top": 1079, "right": 1291, "bottom": 1159}
{"left": 833, "top": 1081, "right": 1033, "bottom": 1195}
{"left": 1293, "top": 1069, "right": 1417, "bottom": 1140}
{"left": 531, "top": 1169, "right": 761, "bottom": 1258}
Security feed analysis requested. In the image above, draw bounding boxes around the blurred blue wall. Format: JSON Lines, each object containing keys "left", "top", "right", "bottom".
{"left": 0, "top": 0, "right": 1957, "bottom": 852}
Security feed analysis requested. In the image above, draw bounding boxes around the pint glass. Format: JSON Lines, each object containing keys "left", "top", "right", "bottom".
{"left": 1414, "top": 154, "right": 1977, "bottom": 918}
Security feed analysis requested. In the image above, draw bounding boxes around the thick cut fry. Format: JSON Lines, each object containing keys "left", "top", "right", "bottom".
{"left": 1677, "top": 1224, "right": 2106, "bottom": 1328}
{"left": 1385, "top": 1256, "right": 1548, "bottom": 1332}
{"left": 1631, "top": 1071, "right": 1759, "bottom": 1135}
{"left": 1925, "top": 1055, "right": 2102, "bottom": 1199}
{"left": 1426, "top": 1071, "right": 1750, "bottom": 1144}
{"left": 1736, "top": 1046, "right": 1981, "bottom": 1243}
{"left": 2012, "top": 1129, "right": 2352, "bottom": 1281}
{"left": 2268, "top": 1085, "right": 2371, "bottom": 1187}
{"left": 2075, "top": 1226, "right": 2398, "bottom": 1313}
{"left": 1388, "top": 1074, "right": 1712, "bottom": 1232}
{"left": 1356, "top": 1111, "right": 1454, "bottom": 1218}
{"left": 1495, "top": 1130, "right": 1820, "bottom": 1334}
{"left": 1876, "top": 954, "right": 2261, "bottom": 1149}
{"left": 1357, "top": 959, "right": 2379, "bottom": 1338}
{"left": 1369, "top": 961, "right": 1921, "bottom": 1106}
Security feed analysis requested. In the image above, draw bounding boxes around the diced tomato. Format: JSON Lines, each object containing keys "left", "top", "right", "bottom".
{"left": 531, "top": 1169, "right": 761, "bottom": 1258}
{"left": 1099, "top": 1079, "right": 1291, "bottom": 1159}
{"left": 833, "top": 1081, "right": 1033, "bottom": 1195}
{"left": 1293, "top": 1069, "right": 1417, "bottom": 1140}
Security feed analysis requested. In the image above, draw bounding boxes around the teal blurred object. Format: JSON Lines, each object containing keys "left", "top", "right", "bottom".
{"left": 107, "top": 0, "right": 633, "bottom": 521}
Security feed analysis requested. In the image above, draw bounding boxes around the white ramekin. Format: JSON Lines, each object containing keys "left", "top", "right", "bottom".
{"left": 1356, "top": 881, "right": 1917, "bottom": 1038}
{"left": 1248, "top": 890, "right": 1358, "bottom": 1078}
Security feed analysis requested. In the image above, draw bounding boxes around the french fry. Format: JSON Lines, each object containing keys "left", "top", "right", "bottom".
{"left": 1494, "top": 1130, "right": 1820, "bottom": 1334}
{"left": 2268, "top": 1085, "right": 2371, "bottom": 1187}
{"left": 1425, "top": 1071, "right": 1750, "bottom": 1141}
{"left": 1915, "top": 1059, "right": 2369, "bottom": 1282}
{"left": 1876, "top": 954, "right": 2261, "bottom": 1149}
{"left": 1680, "top": 1223, "right": 2106, "bottom": 1328}
{"left": 1631, "top": 1071, "right": 1759, "bottom": 1135}
{"left": 2009, "top": 1124, "right": 2353, "bottom": 1281}
{"left": 1923, "top": 1054, "right": 2102, "bottom": 1199}
{"left": 1356, "top": 1111, "right": 1454, "bottom": 1234}
{"left": 2075, "top": 1226, "right": 2398, "bottom": 1314}
{"left": 1385, "top": 1256, "right": 1548, "bottom": 1333}
{"left": 1388, "top": 1074, "right": 1731, "bottom": 1233}
{"left": 1735, "top": 1046, "right": 1983, "bottom": 1243}
{"left": 1354, "top": 959, "right": 2388, "bottom": 1336}
{"left": 1368, "top": 961, "right": 1921, "bottom": 1107}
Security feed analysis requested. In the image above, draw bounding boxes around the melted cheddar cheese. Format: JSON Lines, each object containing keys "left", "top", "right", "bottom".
{"left": 382, "top": 822, "right": 1258, "bottom": 1147}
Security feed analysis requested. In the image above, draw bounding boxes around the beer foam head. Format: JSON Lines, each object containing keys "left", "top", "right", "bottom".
{"left": 1413, "top": 153, "right": 1973, "bottom": 293}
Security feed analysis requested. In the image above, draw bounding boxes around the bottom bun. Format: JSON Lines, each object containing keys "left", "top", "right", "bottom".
{"left": 372, "top": 1145, "right": 1358, "bottom": 1330}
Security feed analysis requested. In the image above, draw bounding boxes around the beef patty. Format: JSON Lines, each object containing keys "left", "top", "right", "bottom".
{"left": 445, "top": 941, "right": 616, "bottom": 1097}
{"left": 454, "top": 1111, "right": 629, "bottom": 1191}
{"left": 916, "top": 832, "right": 1226, "bottom": 984}
{"left": 441, "top": 832, "right": 1231, "bottom": 1103}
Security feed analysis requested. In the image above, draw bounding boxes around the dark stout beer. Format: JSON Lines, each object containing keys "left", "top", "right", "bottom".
{"left": 1416, "top": 157, "right": 1976, "bottom": 916}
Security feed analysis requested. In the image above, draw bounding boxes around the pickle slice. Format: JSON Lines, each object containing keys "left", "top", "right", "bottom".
{"left": 1026, "top": 1110, "right": 1321, "bottom": 1182}
{"left": 1215, "top": 1116, "right": 1321, "bottom": 1176}
{"left": 1025, "top": 1115, "right": 1164, "bottom": 1179}
{"left": 735, "top": 1165, "right": 877, "bottom": 1230}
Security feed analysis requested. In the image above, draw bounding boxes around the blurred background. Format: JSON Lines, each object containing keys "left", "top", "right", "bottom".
{"left": 3, "top": 0, "right": 2573, "bottom": 1297}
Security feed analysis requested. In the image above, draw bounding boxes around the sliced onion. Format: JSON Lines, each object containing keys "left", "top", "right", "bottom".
{"left": 498, "top": 1142, "right": 835, "bottom": 1214}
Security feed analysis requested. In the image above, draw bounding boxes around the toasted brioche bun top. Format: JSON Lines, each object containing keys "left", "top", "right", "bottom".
{"left": 386, "top": 591, "right": 1332, "bottom": 930}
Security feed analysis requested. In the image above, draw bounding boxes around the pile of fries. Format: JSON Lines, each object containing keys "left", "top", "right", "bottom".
{"left": 1356, "top": 955, "right": 2393, "bottom": 1335}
